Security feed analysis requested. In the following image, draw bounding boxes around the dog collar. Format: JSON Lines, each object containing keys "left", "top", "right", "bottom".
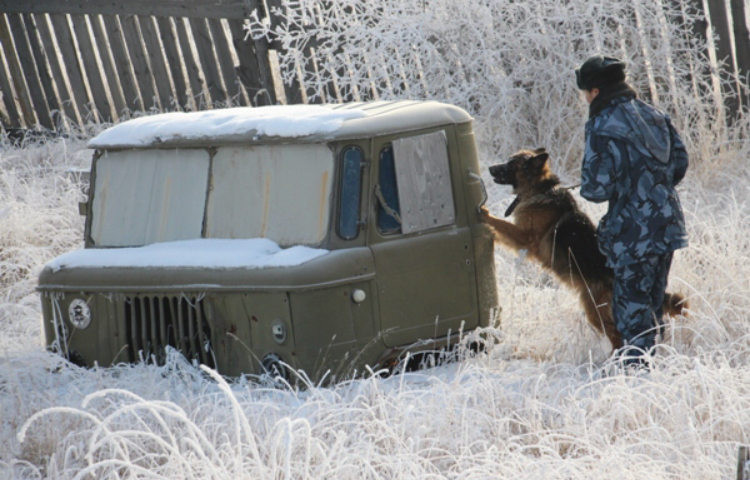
{"left": 504, "top": 197, "right": 520, "bottom": 217}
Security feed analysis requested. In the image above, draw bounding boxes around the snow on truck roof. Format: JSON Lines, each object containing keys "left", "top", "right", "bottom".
{"left": 87, "top": 101, "right": 473, "bottom": 149}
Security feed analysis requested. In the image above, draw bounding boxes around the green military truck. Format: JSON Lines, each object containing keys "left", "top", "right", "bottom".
{"left": 38, "top": 100, "right": 498, "bottom": 383}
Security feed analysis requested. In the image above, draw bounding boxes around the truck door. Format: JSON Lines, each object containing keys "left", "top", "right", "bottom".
{"left": 368, "top": 129, "right": 479, "bottom": 348}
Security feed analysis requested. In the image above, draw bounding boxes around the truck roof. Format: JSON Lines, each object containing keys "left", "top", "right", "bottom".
{"left": 88, "top": 100, "right": 473, "bottom": 149}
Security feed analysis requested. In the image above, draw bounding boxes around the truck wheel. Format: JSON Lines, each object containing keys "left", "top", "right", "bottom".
{"left": 261, "top": 353, "right": 290, "bottom": 382}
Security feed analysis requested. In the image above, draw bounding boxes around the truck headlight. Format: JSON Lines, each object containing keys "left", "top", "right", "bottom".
{"left": 68, "top": 299, "right": 91, "bottom": 329}
{"left": 352, "top": 289, "right": 366, "bottom": 303}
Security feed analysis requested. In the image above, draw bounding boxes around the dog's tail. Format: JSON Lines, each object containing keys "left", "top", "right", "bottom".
{"left": 663, "top": 292, "right": 689, "bottom": 317}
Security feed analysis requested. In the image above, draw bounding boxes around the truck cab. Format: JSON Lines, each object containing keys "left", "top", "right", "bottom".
{"left": 38, "top": 100, "right": 498, "bottom": 383}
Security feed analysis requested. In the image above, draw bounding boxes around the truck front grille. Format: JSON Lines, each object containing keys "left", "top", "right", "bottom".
{"left": 124, "top": 295, "right": 214, "bottom": 368}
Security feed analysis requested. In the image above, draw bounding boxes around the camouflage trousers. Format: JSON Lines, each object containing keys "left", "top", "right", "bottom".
{"left": 612, "top": 252, "right": 673, "bottom": 354}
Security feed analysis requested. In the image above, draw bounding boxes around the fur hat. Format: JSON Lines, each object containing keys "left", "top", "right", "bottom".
{"left": 575, "top": 55, "right": 627, "bottom": 90}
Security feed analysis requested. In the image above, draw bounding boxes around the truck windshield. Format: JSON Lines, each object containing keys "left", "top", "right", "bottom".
{"left": 91, "top": 145, "right": 334, "bottom": 247}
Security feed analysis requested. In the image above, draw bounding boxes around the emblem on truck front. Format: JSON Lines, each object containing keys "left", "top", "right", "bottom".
{"left": 68, "top": 299, "right": 91, "bottom": 329}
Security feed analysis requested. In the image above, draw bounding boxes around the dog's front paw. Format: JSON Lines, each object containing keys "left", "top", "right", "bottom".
{"left": 479, "top": 206, "right": 492, "bottom": 222}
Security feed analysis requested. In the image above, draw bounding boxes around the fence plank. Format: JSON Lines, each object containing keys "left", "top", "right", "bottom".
{"left": 35, "top": 13, "right": 78, "bottom": 123}
{"left": 739, "top": 446, "right": 750, "bottom": 480}
{"left": 70, "top": 14, "right": 112, "bottom": 122}
{"left": 359, "top": 52, "right": 380, "bottom": 101}
{"left": 301, "top": 48, "right": 323, "bottom": 104}
{"left": 138, "top": 16, "right": 175, "bottom": 110}
{"left": 208, "top": 18, "right": 245, "bottom": 105}
{"left": 226, "top": 19, "right": 266, "bottom": 106}
{"left": 318, "top": 2, "right": 346, "bottom": 103}
{"left": 0, "top": 44, "right": 22, "bottom": 128}
{"left": 189, "top": 17, "right": 227, "bottom": 106}
{"left": 266, "top": 0, "right": 301, "bottom": 104}
{"left": 730, "top": 0, "right": 750, "bottom": 113}
{"left": 23, "top": 14, "right": 63, "bottom": 128}
{"left": 101, "top": 15, "right": 140, "bottom": 113}
{"left": 330, "top": 4, "right": 353, "bottom": 103}
{"left": 7, "top": 13, "right": 52, "bottom": 128}
{"left": 0, "top": 0, "right": 256, "bottom": 20}
{"left": 175, "top": 17, "right": 206, "bottom": 110}
{"left": 706, "top": 0, "right": 740, "bottom": 120}
{"left": 247, "top": 0, "right": 278, "bottom": 105}
{"left": 155, "top": 17, "right": 189, "bottom": 109}
{"left": 48, "top": 14, "right": 91, "bottom": 122}
{"left": 323, "top": 51, "right": 342, "bottom": 103}
{"left": 247, "top": 11, "right": 277, "bottom": 105}
{"left": 120, "top": 14, "right": 158, "bottom": 110}
{"left": 308, "top": 49, "right": 333, "bottom": 103}
{"left": 0, "top": 15, "right": 36, "bottom": 127}
{"left": 665, "top": 0, "right": 711, "bottom": 105}
{"left": 89, "top": 15, "right": 126, "bottom": 118}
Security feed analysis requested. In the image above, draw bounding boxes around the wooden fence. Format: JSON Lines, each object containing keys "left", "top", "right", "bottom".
{"left": 0, "top": 0, "right": 748, "bottom": 132}
{"left": 690, "top": 0, "right": 750, "bottom": 121}
{"left": 0, "top": 0, "right": 331, "bottom": 132}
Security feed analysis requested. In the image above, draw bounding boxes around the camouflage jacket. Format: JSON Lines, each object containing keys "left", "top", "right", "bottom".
{"left": 580, "top": 96, "right": 689, "bottom": 268}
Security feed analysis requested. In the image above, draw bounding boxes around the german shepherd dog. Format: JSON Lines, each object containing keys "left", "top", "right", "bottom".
{"left": 480, "top": 148, "right": 686, "bottom": 351}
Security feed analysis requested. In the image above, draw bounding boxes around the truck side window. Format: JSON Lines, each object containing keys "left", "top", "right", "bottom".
{"left": 392, "top": 131, "right": 455, "bottom": 234}
{"left": 377, "top": 146, "right": 402, "bottom": 234}
{"left": 338, "top": 146, "right": 364, "bottom": 240}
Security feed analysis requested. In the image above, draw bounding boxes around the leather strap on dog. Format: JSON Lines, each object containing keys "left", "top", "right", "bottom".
{"left": 504, "top": 197, "right": 520, "bottom": 217}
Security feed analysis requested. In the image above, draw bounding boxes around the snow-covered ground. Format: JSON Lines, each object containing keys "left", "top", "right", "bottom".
{"left": 1, "top": 131, "right": 748, "bottom": 480}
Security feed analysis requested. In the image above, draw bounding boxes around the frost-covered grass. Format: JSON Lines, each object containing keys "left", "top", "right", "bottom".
{"left": 3, "top": 1, "right": 750, "bottom": 476}
{"left": 1, "top": 132, "right": 749, "bottom": 480}
{"left": 0, "top": 137, "right": 90, "bottom": 355}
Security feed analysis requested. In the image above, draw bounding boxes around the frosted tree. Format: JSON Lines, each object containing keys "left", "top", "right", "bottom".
{"left": 249, "top": 0, "right": 748, "bottom": 176}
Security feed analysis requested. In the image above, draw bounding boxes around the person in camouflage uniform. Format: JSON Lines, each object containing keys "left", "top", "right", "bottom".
{"left": 576, "top": 55, "right": 689, "bottom": 363}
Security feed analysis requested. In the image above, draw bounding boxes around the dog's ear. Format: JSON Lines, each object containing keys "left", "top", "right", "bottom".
{"left": 530, "top": 152, "right": 549, "bottom": 169}
{"left": 533, "top": 147, "right": 547, "bottom": 154}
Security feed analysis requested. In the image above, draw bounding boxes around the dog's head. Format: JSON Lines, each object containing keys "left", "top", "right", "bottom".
{"left": 488, "top": 148, "right": 551, "bottom": 193}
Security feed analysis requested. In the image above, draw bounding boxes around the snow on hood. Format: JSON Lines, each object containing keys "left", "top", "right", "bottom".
{"left": 45, "top": 239, "right": 329, "bottom": 272}
{"left": 88, "top": 105, "right": 368, "bottom": 148}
